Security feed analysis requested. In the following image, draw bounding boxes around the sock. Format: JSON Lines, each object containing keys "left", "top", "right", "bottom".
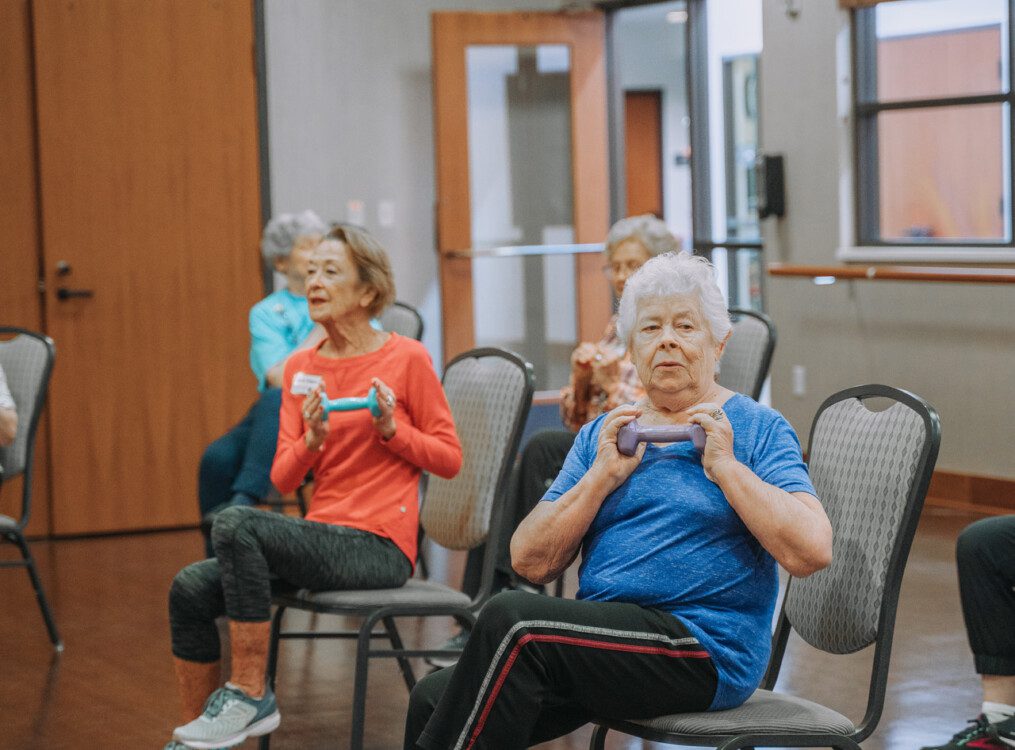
{"left": 983, "top": 701, "right": 1015, "bottom": 724}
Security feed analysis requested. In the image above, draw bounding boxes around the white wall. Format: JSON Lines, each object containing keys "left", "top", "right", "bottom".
{"left": 263, "top": 0, "right": 562, "bottom": 364}
{"left": 760, "top": 0, "right": 1015, "bottom": 479}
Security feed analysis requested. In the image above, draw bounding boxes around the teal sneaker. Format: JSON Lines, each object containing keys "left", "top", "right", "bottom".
{"left": 172, "top": 684, "right": 280, "bottom": 749}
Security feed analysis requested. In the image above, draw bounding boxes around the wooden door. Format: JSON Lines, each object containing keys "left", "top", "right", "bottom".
{"left": 624, "top": 90, "right": 664, "bottom": 219}
{"left": 32, "top": 0, "right": 263, "bottom": 534}
{"left": 432, "top": 11, "right": 611, "bottom": 366}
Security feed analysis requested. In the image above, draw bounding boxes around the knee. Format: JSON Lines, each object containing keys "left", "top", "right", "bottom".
{"left": 957, "top": 517, "right": 996, "bottom": 561}
{"left": 210, "top": 505, "right": 259, "bottom": 550}
{"left": 475, "top": 590, "right": 542, "bottom": 635}
{"left": 169, "top": 561, "right": 217, "bottom": 617}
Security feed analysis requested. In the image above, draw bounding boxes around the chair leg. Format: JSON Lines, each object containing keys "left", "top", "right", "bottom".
{"left": 259, "top": 606, "right": 286, "bottom": 750}
{"left": 14, "top": 532, "right": 62, "bottom": 651}
{"left": 382, "top": 616, "right": 416, "bottom": 691}
{"left": 588, "top": 724, "right": 608, "bottom": 749}
{"left": 351, "top": 612, "right": 383, "bottom": 750}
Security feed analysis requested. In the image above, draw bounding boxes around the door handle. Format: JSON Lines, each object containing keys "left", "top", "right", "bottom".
{"left": 56, "top": 287, "right": 95, "bottom": 300}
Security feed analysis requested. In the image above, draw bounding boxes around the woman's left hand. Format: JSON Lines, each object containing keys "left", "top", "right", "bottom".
{"left": 589, "top": 346, "right": 622, "bottom": 390}
{"left": 688, "top": 402, "right": 736, "bottom": 483}
{"left": 371, "top": 377, "right": 397, "bottom": 440}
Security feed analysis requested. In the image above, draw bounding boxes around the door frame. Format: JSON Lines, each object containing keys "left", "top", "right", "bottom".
{"left": 432, "top": 10, "right": 611, "bottom": 363}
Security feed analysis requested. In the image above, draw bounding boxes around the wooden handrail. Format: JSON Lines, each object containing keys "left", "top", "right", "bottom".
{"left": 768, "top": 262, "right": 1015, "bottom": 284}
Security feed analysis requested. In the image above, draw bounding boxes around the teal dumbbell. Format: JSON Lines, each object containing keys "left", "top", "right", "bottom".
{"left": 321, "top": 387, "right": 382, "bottom": 418}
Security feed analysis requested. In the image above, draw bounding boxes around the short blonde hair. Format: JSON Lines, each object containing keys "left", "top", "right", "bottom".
{"left": 617, "top": 252, "right": 731, "bottom": 345}
{"left": 326, "top": 224, "right": 395, "bottom": 318}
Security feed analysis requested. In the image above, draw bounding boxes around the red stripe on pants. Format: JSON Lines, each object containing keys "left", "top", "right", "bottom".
{"left": 466, "top": 633, "right": 710, "bottom": 749}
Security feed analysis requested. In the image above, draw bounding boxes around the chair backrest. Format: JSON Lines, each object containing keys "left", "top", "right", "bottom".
{"left": 420, "top": 348, "right": 533, "bottom": 592}
{"left": 379, "top": 301, "right": 424, "bottom": 341}
{"left": 767, "top": 384, "right": 939, "bottom": 739}
{"left": 717, "top": 308, "right": 776, "bottom": 400}
{"left": 0, "top": 328, "right": 56, "bottom": 526}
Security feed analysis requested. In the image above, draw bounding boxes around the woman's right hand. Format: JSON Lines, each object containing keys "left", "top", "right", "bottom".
{"left": 592, "top": 405, "right": 645, "bottom": 492}
{"left": 302, "top": 386, "right": 328, "bottom": 451}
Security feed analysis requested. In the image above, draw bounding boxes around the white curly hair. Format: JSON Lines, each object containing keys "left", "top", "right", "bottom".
{"left": 260, "top": 210, "right": 328, "bottom": 263}
{"left": 616, "top": 252, "right": 731, "bottom": 345}
{"left": 605, "top": 214, "right": 681, "bottom": 260}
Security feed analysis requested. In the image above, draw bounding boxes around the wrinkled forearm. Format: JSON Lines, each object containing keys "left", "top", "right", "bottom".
{"left": 510, "top": 467, "right": 614, "bottom": 584}
{"left": 711, "top": 458, "right": 832, "bottom": 577}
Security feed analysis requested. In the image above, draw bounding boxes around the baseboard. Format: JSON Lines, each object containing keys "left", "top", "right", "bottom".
{"left": 926, "top": 469, "right": 1015, "bottom": 515}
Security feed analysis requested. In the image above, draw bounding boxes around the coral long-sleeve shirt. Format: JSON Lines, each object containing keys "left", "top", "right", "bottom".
{"left": 270, "top": 334, "right": 462, "bottom": 565}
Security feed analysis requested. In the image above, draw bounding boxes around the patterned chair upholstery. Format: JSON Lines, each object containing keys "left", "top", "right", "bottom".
{"left": 0, "top": 328, "right": 62, "bottom": 650}
{"left": 590, "top": 384, "right": 940, "bottom": 750}
{"left": 378, "top": 300, "right": 424, "bottom": 341}
{"left": 717, "top": 308, "right": 776, "bottom": 400}
{"left": 260, "top": 347, "right": 534, "bottom": 750}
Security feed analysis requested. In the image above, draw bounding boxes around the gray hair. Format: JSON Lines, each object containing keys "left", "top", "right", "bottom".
{"left": 260, "top": 210, "right": 328, "bottom": 263}
{"left": 616, "top": 252, "right": 731, "bottom": 345}
{"left": 605, "top": 214, "right": 681, "bottom": 259}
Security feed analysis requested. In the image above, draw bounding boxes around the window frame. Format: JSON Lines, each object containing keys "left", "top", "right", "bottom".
{"left": 848, "top": 1, "right": 1015, "bottom": 260}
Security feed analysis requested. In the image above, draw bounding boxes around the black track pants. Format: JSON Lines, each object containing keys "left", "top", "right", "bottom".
{"left": 405, "top": 591, "right": 718, "bottom": 750}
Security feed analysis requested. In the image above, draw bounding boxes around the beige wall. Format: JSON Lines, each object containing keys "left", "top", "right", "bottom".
{"left": 759, "top": 1, "right": 1015, "bottom": 479}
{"left": 263, "top": 0, "right": 563, "bottom": 364}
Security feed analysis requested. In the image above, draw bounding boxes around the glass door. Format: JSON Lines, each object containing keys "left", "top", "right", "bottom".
{"left": 432, "top": 11, "right": 611, "bottom": 390}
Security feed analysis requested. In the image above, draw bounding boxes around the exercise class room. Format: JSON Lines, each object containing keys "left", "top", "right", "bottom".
{"left": 2, "top": 0, "right": 1014, "bottom": 748}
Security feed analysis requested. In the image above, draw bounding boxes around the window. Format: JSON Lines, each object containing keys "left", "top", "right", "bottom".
{"left": 853, "top": 0, "right": 1014, "bottom": 253}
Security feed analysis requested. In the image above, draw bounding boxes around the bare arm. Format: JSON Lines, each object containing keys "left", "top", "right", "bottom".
{"left": 690, "top": 403, "right": 832, "bottom": 578}
{"left": 0, "top": 407, "right": 16, "bottom": 446}
{"left": 511, "top": 406, "right": 645, "bottom": 584}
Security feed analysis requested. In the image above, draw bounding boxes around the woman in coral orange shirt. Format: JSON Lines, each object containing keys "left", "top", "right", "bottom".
{"left": 164, "top": 225, "right": 461, "bottom": 750}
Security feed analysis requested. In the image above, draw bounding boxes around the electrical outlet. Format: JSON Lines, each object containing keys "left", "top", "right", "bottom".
{"left": 791, "top": 365, "right": 806, "bottom": 397}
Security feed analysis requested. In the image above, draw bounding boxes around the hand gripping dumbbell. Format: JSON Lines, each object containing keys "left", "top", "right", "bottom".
{"left": 321, "top": 387, "right": 382, "bottom": 418}
{"left": 616, "top": 419, "right": 706, "bottom": 456}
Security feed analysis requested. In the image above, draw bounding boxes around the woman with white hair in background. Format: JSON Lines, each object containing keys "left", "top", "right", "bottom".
{"left": 196, "top": 210, "right": 328, "bottom": 554}
{"left": 405, "top": 251, "right": 831, "bottom": 749}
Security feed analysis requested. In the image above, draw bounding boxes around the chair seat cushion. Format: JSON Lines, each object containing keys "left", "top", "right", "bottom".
{"left": 614, "top": 689, "right": 855, "bottom": 737}
{"left": 275, "top": 577, "right": 472, "bottom": 614}
{"left": 0, "top": 514, "right": 17, "bottom": 532}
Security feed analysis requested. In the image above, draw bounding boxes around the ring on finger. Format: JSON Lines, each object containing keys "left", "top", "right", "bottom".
{"left": 709, "top": 408, "right": 724, "bottom": 421}
{"left": 386, "top": 394, "right": 395, "bottom": 407}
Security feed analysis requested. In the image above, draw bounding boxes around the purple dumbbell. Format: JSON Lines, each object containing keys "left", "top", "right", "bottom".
{"left": 616, "top": 419, "right": 706, "bottom": 456}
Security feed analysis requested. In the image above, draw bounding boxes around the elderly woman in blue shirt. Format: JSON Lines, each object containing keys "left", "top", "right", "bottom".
{"left": 404, "top": 251, "right": 833, "bottom": 750}
{"left": 196, "top": 211, "right": 328, "bottom": 550}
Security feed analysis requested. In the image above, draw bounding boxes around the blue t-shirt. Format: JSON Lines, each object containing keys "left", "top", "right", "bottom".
{"left": 248, "top": 289, "right": 316, "bottom": 391}
{"left": 543, "top": 394, "right": 816, "bottom": 710}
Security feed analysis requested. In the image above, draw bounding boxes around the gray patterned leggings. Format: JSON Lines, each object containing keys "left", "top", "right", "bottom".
{"left": 169, "top": 506, "right": 411, "bottom": 663}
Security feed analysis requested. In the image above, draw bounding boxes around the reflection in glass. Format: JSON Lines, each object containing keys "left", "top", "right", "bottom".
{"left": 873, "top": 0, "right": 1006, "bottom": 103}
{"left": 877, "top": 104, "right": 1008, "bottom": 242}
{"left": 466, "top": 44, "right": 576, "bottom": 389}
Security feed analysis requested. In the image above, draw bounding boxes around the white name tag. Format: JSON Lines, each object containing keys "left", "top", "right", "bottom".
{"left": 291, "top": 371, "right": 324, "bottom": 396}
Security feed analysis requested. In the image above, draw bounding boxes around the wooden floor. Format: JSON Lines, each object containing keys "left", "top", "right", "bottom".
{"left": 0, "top": 505, "right": 989, "bottom": 749}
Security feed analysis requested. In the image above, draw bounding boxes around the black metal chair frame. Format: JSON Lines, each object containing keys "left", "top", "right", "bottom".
{"left": 590, "top": 384, "right": 941, "bottom": 750}
{"left": 0, "top": 327, "right": 62, "bottom": 651}
{"left": 259, "top": 347, "right": 534, "bottom": 750}
{"left": 725, "top": 307, "right": 777, "bottom": 400}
